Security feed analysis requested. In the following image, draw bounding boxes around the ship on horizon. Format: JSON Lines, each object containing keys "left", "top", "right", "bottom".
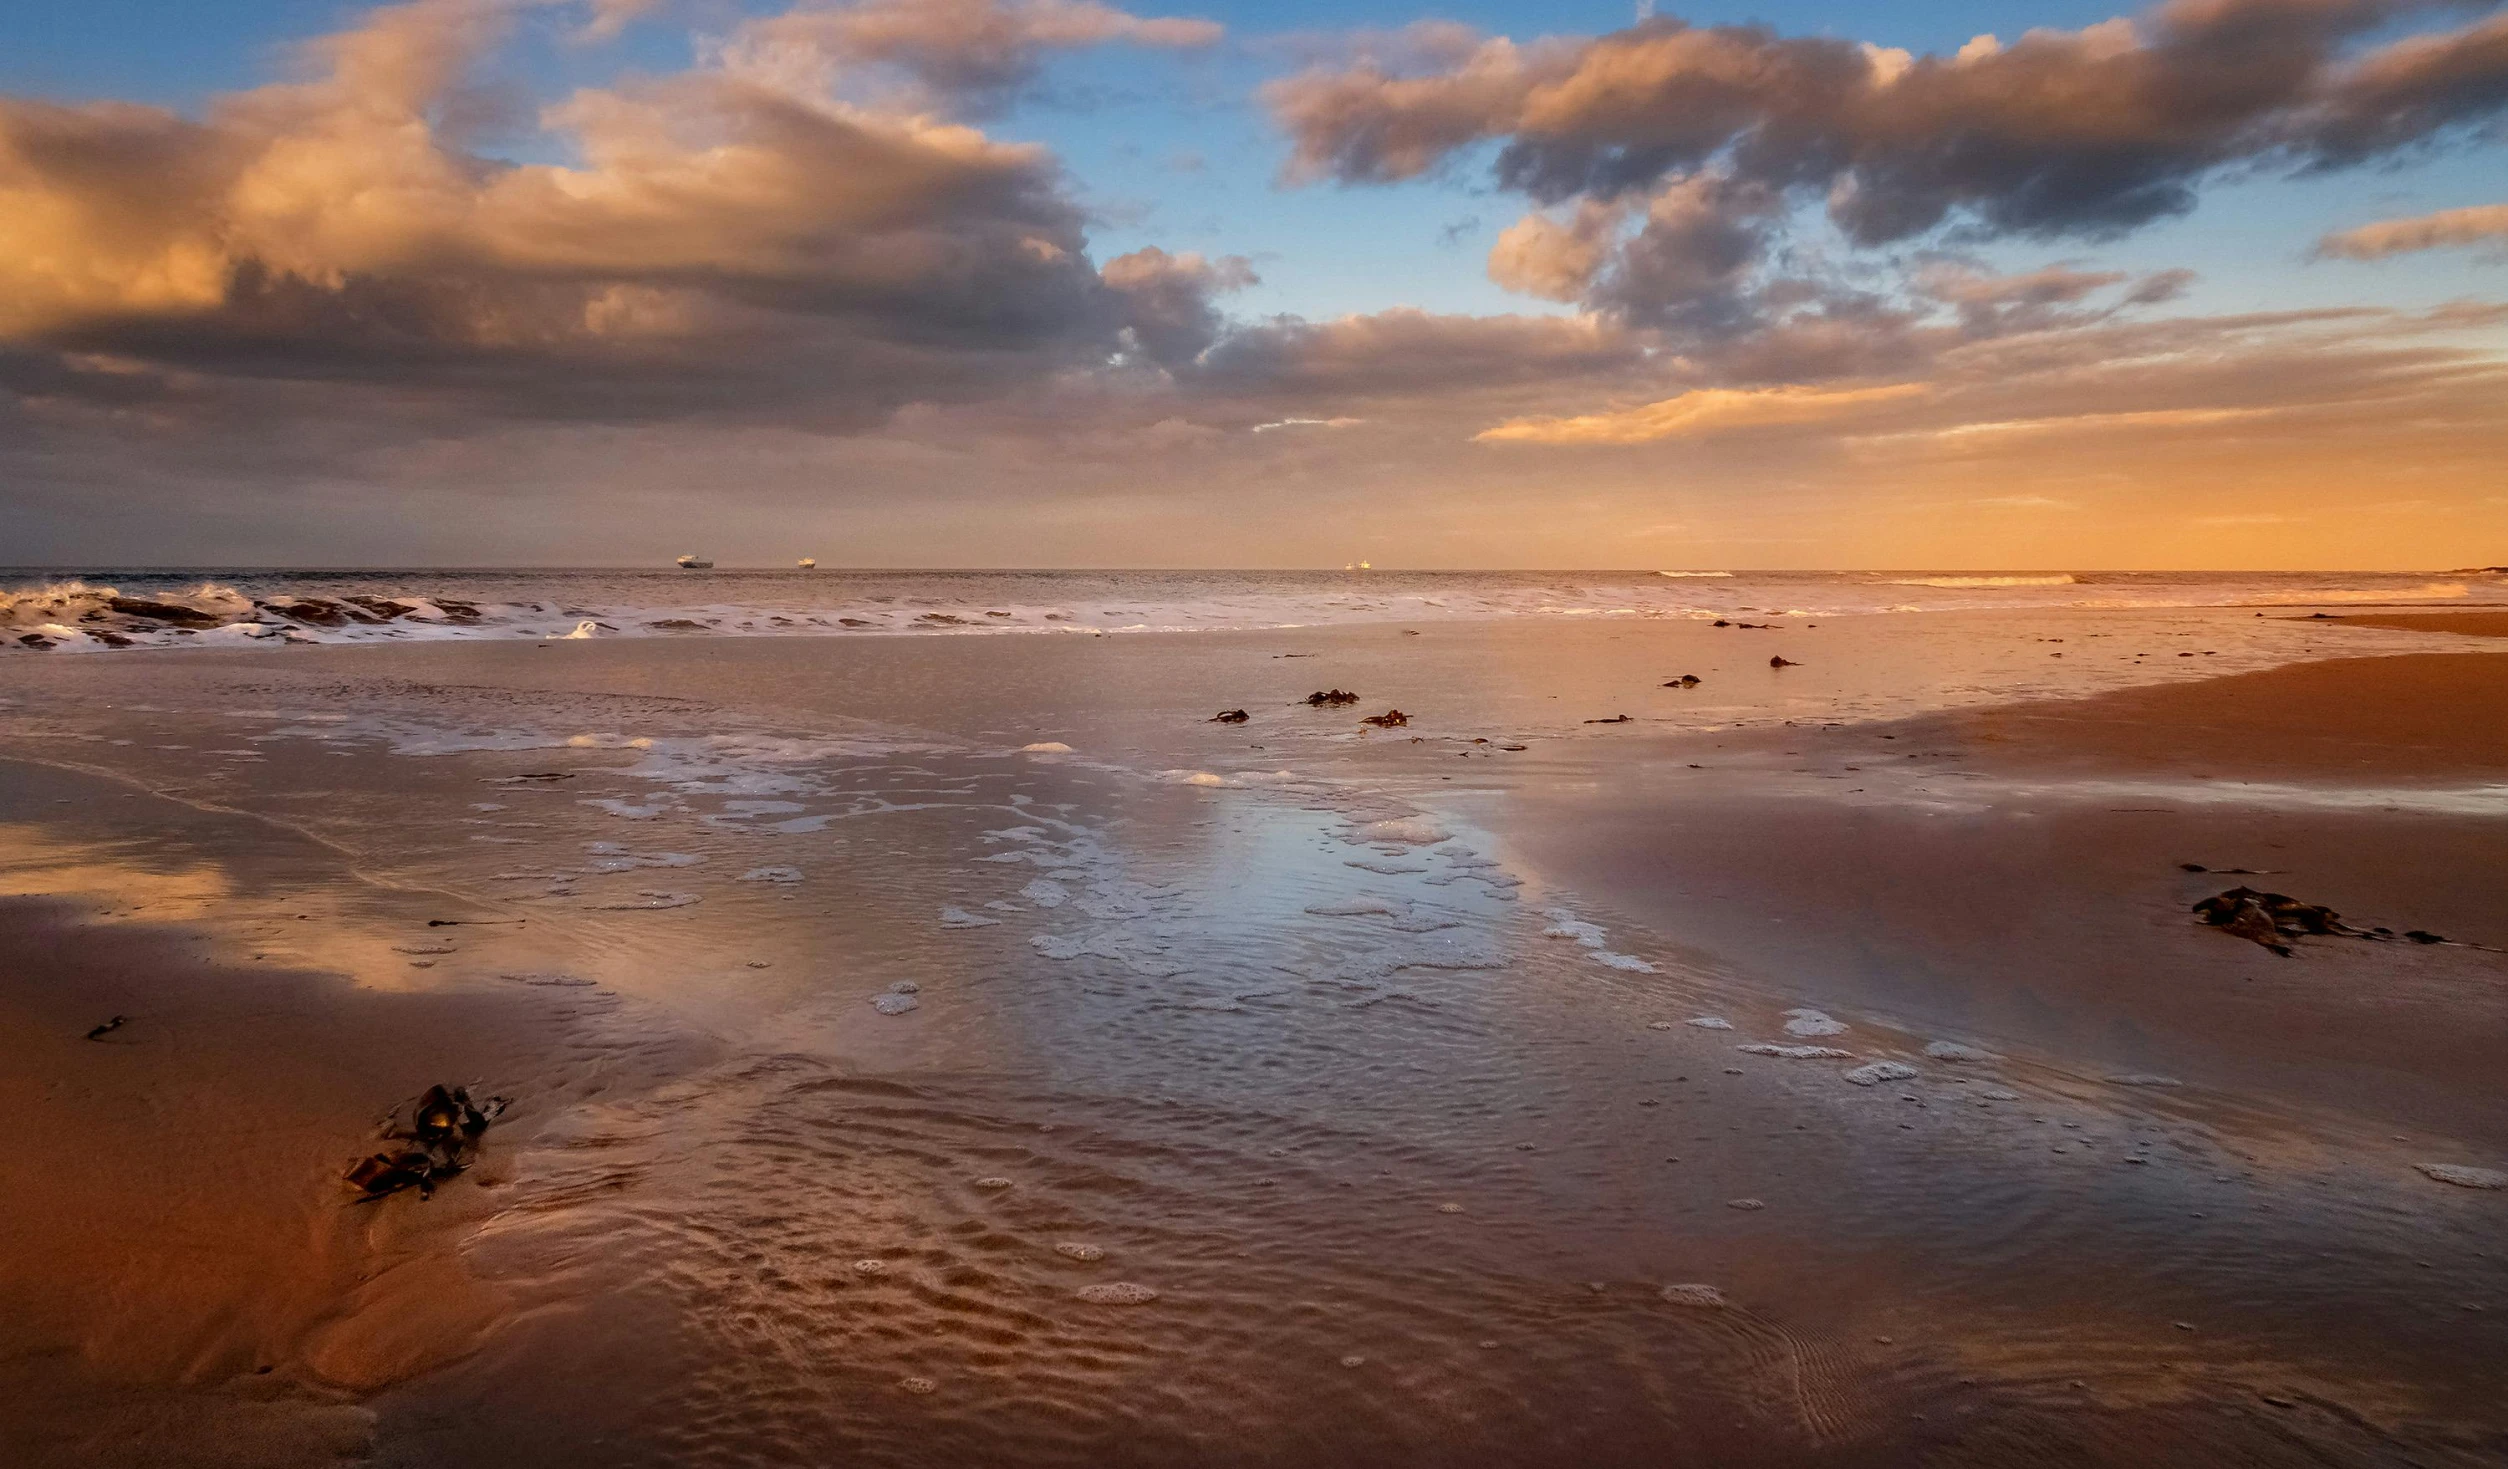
{"left": 675, "top": 554, "right": 713, "bottom": 569}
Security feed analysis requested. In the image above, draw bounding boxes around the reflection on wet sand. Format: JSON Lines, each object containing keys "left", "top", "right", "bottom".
{"left": 2, "top": 622, "right": 2503, "bottom": 1467}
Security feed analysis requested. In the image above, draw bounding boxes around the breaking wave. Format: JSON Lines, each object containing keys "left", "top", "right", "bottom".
{"left": 1, "top": 569, "right": 2489, "bottom": 653}
{"left": 1886, "top": 574, "right": 2079, "bottom": 588}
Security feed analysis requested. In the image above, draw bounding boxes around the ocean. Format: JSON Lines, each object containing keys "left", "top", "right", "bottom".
{"left": 3, "top": 567, "right": 2495, "bottom": 651}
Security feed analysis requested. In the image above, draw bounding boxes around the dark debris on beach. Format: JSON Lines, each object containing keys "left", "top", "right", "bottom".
{"left": 347, "top": 1084, "right": 508, "bottom": 1201}
{"left": 2193, "top": 886, "right": 2453, "bottom": 957}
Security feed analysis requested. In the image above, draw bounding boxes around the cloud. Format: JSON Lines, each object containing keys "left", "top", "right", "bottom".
{"left": 1249, "top": 415, "right": 1363, "bottom": 431}
{"left": 723, "top": 0, "right": 1223, "bottom": 115}
{"left": 2316, "top": 201, "right": 2508, "bottom": 257}
{"left": 1486, "top": 201, "right": 1623, "bottom": 300}
{"left": 1912, "top": 261, "right": 2198, "bottom": 331}
{"left": 1268, "top": 0, "right": 2508, "bottom": 325}
{"left": 1910, "top": 405, "right": 2286, "bottom": 439}
{"left": 1475, "top": 381, "right": 1927, "bottom": 444}
{"left": 1194, "top": 307, "right": 1647, "bottom": 397}
{"left": 0, "top": 0, "right": 1239, "bottom": 426}
{"left": 1100, "top": 245, "right": 1258, "bottom": 363}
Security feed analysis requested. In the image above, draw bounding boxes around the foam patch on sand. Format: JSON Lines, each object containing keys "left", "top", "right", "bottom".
{"left": 1924, "top": 1041, "right": 2000, "bottom": 1062}
{"left": 1543, "top": 913, "right": 1608, "bottom": 946}
{"left": 1590, "top": 951, "right": 1658, "bottom": 973}
{"left": 1077, "top": 1282, "right": 1159, "bottom": 1305}
{"left": 938, "top": 907, "right": 998, "bottom": 928}
{"left": 739, "top": 865, "right": 804, "bottom": 883}
{"left": 1738, "top": 1044, "right": 1855, "bottom": 1059}
{"left": 1354, "top": 818, "right": 1451, "bottom": 846}
{"left": 1686, "top": 1016, "right": 1734, "bottom": 1030}
{"left": 1782, "top": 1008, "right": 1848, "bottom": 1037}
{"left": 1659, "top": 1283, "right": 1728, "bottom": 1307}
{"left": 1844, "top": 1062, "right": 1919, "bottom": 1086}
{"left": 2418, "top": 1163, "right": 2507, "bottom": 1189}
{"left": 1020, "top": 742, "right": 1074, "bottom": 753}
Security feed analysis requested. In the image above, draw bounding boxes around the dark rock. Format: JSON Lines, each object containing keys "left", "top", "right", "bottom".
{"left": 1360, "top": 709, "right": 1410, "bottom": 728}
{"left": 17, "top": 634, "right": 55, "bottom": 649}
{"left": 345, "top": 596, "right": 417, "bottom": 621}
{"left": 1662, "top": 674, "right": 1702, "bottom": 688}
{"left": 1584, "top": 715, "right": 1632, "bottom": 724}
{"left": 84, "top": 1015, "right": 129, "bottom": 1041}
{"left": 1769, "top": 656, "right": 1798, "bottom": 668}
{"left": 259, "top": 597, "right": 349, "bottom": 626}
{"left": 2404, "top": 929, "right": 2448, "bottom": 945}
{"left": 105, "top": 596, "right": 221, "bottom": 627}
{"left": 1211, "top": 709, "right": 1250, "bottom": 724}
{"left": 1304, "top": 689, "right": 1360, "bottom": 706}
{"left": 2193, "top": 887, "right": 2363, "bottom": 955}
{"left": 89, "top": 630, "right": 135, "bottom": 648}
{"left": 647, "top": 618, "right": 708, "bottom": 630}
{"left": 347, "top": 1084, "right": 507, "bottom": 1201}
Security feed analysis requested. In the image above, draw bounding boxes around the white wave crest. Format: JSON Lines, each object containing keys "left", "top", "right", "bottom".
{"left": 1886, "top": 574, "right": 2078, "bottom": 588}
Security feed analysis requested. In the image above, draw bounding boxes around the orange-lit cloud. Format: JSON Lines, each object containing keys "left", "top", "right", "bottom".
{"left": 1475, "top": 382, "right": 1927, "bottom": 444}
{"left": 2317, "top": 203, "right": 2508, "bottom": 259}
{"left": 0, "top": 0, "right": 1229, "bottom": 423}
{"left": 724, "top": 0, "right": 1223, "bottom": 115}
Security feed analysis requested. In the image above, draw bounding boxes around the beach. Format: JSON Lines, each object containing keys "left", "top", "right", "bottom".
{"left": 3, "top": 576, "right": 2505, "bottom": 1467}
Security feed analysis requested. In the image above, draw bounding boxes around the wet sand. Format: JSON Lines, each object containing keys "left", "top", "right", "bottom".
{"left": 2324, "top": 611, "right": 2508, "bottom": 637}
{"left": 1495, "top": 653, "right": 2508, "bottom": 1141}
{"left": 0, "top": 760, "right": 714, "bottom": 1466}
{"left": 3, "top": 618, "right": 2504, "bottom": 1467}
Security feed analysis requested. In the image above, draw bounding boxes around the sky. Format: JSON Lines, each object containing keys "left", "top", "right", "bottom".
{"left": 1, "top": 0, "right": 2503, "bottom": 569}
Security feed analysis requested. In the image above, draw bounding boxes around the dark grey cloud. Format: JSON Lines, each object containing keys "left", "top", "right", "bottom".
{"left": 1266, "top": 0, "right": 2508, "bottom": 327}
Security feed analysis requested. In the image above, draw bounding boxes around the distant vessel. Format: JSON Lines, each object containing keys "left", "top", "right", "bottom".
{"left": 675, "top": 554, "right": 713, "bottom": 569}
{"left": 1343, "top": 560, "right": 1373, "bottom": 571}
{"left": 797, "top": 558, "right": 817, "bottom": 569}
